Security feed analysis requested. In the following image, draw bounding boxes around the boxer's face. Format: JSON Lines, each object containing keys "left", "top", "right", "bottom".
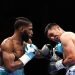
{"left": 21, "top": 23, "right": 33, "bottom": 41}
{"left": 47, "top": 27, "right": 60, "bottom": 42}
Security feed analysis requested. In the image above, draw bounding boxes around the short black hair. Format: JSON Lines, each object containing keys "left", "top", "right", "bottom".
{"left": 45, "top": 23, "right": 58, "bottom": 36}
{"left": 14, "top": 17, "right": 32, "bottom": 30}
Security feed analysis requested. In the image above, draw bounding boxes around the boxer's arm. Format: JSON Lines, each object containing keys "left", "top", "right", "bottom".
{"left": 1, "top": 43, "right": 24, "bottom": 71}
{"left": 60, "top": 33, "right": 75, "bottom": 66}
{"left": 34, "top": 44, "right": 52, "bottom": 59}
{"left": 1, "top": 41, "right": 35, "bottom": 72}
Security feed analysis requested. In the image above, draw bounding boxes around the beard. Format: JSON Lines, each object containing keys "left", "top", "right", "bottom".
{"left": 21, "top": 33, "right": 29, "bottom": 41}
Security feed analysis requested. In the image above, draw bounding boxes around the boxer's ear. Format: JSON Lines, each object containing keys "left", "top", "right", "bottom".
{"left": 19, "top": 26, "right": 23, "bottom": 31}
{"left": 19, "top": 26, "right": 26, "bottom": 32}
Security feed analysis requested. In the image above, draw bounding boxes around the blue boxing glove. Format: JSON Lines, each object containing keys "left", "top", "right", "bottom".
{"left": 31, "top": 44, "right": 38, "bottom": 51}
{"left": 55, "top": 43, "right": 63, "bottom": 53}
{"left": 19, "top": 44, "right": 36, "bottom": 66}
{"left": 25, "top": 43, "right": 38, "bottom": 53}
{"left": 55, "top": 43, "right": 63, "bottom": 58}
{"left": 25, "top": 44, "right": 36, "bottom": 58}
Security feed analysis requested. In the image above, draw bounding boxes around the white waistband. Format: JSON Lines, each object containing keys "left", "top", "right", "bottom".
{"left": 0, "top": 66, "right": 5, "bottom": 71}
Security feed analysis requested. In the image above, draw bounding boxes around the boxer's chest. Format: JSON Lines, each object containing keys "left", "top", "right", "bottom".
{"left": 13, "top": 40, "right": 25, "bottom": 57}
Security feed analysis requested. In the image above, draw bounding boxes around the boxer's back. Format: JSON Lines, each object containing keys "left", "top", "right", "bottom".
{"left": 0, "top": 46, "right": 3, "bottom": 66}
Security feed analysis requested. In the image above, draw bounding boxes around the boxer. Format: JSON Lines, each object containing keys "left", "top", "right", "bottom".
{"left": 45, "top": 23, "right": 75, "bottom": 75}
{"left": 0, "top": 17, "right": 35, "bottom": 75}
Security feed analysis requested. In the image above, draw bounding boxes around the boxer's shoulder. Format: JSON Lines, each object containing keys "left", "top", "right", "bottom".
{"left": 1, "top": 37, "right": 13, "bottom": 44}
{"left": 61, "top": 32, "right": 75, "bottom": 37}
{"left": 1, "top": 37, "right": 14, "bottom": 52}
{"left": 60, "top": 32, "right": 75, "bottom": 41}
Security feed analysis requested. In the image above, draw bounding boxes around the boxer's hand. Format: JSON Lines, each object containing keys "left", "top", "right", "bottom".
{"left": 25, "top": 44, "right": 36, "bottom": 53}
{"left": 19, "top": 44, "right": 37, "bottom": 66}
{"left": 49, "top": 59, "right": 66, "bottom": 75}
{"left": 55, "top": 43, "right": 63, "bottom": 54}
{"left": 41, "top": 44, "right": 53, "bottom": 56}
{"left": 31, "top": 44, "right": 38, "bottom": 50}
{"left": 55, "top": 59, "right": 66, "bottom": 70}
{"left": 54, "top": 43, "right": 63, "bottom": 58}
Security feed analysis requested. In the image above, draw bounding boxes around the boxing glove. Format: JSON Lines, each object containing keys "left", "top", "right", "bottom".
{"left": 41, "top": 44, "right": 53, "bottom": 57}
{"left": 25, "top": 43, "right": 38, "bottom": 53}
{"left": 55, "top": 59, "right": 66, "bottom": 70}
{"left": 55, "top": 43, "right": 63, "bottom": 58}
{"left": 49, "top": 59, "right": 66, "bottom": 75}
{"left": 19, "top": 44, "right": 36, "bottom": 65}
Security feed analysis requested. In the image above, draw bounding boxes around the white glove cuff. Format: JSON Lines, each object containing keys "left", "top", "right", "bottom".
{"left": 19, "top": 54, "right": 31, "bottom": 65}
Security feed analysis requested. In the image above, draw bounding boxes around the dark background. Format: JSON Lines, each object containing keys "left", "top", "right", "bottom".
{"left": 0, "top": 0, "right": 73, "bottom": 75}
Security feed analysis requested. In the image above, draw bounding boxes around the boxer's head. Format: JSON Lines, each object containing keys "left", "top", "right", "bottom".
{"left": 14, "top": 17, "right": 33, "bottom": 41}
{"left": 45, "top": 23, "right": 64, "bottom": 42}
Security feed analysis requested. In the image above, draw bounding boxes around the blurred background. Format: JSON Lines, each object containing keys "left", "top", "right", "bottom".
{"left": 0, "top": 0, "right": 73, "bottom": 75}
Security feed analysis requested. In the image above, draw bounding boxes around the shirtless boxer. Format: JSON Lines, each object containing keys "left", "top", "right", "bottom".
{"left": 0, "top": 17, "right": 35, "bottom": 75}
{"left": 45, "top": 23, "right": 75, "bottom": 75}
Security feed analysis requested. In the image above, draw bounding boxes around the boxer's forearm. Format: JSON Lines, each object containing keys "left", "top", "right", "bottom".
{"left": 63, "top": 56, "right": 75, "bottom": 66}
{"left": 6, "top": 60, "right": 23, "bottom": 72}
{"left": 6, "top": 52, "right": 35, "bottom": 72}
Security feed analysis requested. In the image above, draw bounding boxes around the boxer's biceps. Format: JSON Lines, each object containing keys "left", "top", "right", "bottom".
{"left": 63, "top": 39, "right": 75, "bottom": 55}
{"left": 3, "top": 51, "right": 15, "bottom": 70}
{"left": 61, "top": 37, "right": 75, "bottom": 65}
{"left": 14, "top": 49, "right": 24, "bottom": 58}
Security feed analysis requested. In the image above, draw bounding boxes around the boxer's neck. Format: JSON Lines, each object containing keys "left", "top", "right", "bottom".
{"left": 12, "top": 31, "right": 22, "bottom": 42}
